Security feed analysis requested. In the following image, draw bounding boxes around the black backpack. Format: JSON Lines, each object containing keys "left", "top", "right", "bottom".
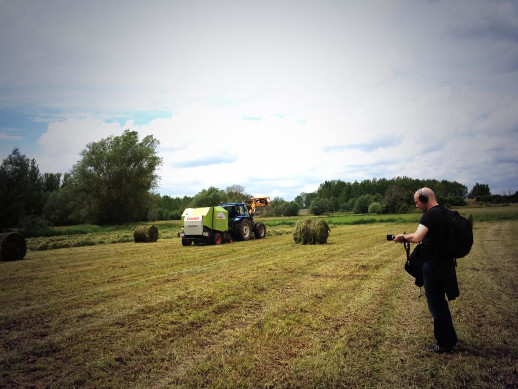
{"left": 440, "top": 206, "right": 473, "bottom": 259}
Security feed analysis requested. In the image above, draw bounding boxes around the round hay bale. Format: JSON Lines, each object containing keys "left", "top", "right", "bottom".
{"left": 293, "top": 218, "right": 314, "bottom": 244}
{"left": 0, "top": 232, "right": 27, "bottom": 261}
{"left": 133, "top": 225, "right": 159, "bottom": 243}
{"left": 313, "top": 219, "right": 331, "bottom": 244}
{"left": 293, "top": 218, "right": 330, "bottom": 245}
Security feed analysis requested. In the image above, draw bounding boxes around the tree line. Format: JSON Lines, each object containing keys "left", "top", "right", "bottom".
{"left": 2, "top": 130, "right": 516, "bottom": 234}
{"left": 301, "top": 178, "right": 469, "bottom": 215}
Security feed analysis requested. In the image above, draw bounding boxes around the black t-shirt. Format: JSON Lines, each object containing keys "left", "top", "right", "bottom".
{"left": 419, "top": 205, "right": 448, "bottom": 260}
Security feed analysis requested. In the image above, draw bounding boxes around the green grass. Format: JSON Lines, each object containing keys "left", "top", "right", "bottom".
{"left": 1, "top": 211, "right": 517, "bottom": 387}
{"left": 266, "top": 204, "right": 518, "bottom": 227}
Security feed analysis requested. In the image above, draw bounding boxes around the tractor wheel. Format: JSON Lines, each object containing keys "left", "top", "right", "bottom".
{"left": 236, "top": 220, "right": 251, "bottom": 241}
{"left": 213, "top": 232, "right": 223, "bottom": 245}
{"left": 254, "top": 222, "right": 266, "bottom": 239}
{"left": 182, "top": 238, "right": 191, "bottom": 246}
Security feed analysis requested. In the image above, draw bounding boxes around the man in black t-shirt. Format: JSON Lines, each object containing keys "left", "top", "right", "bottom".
{"left": 394, "top": 187, "right": 458, "bottom": 353}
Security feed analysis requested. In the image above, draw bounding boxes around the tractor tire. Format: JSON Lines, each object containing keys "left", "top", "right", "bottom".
{"left": 253, "top": 222, "right": 266, "bottom": 239}
{"left": 182, "top": 238, "right": 192, "bottom": 246}
{"left": 235, "top": 220, "right": 251, "bottom": 241}
{"left": 213, "top": 232, "right": 223, "bottom": 245}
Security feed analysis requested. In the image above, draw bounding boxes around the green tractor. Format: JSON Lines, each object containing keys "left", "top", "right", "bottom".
{"left": 178, "top": 197, "right": 270, "bottom": 245}
{"left": 218, "top": 199, "right": 268, "bottom": 241}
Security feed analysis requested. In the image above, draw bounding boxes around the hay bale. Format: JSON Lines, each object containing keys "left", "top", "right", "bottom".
{"left": 313, "top": 219, "right": 331, "bottom": 244}
{"left": 293, "top": 218, "right": 330, "bottom": 245}
{"left": 133, "top": 225, "right": 159, "bottom": 243}
{"left": 0, "top": 232, "right": 27, "bottom": 261}
{"left": 293, "top": 219, "right": 314, "bottom": 244}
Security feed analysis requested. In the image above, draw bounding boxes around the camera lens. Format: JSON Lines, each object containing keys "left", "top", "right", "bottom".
{"left": 387, "top": 234, "right": 395, "bottom": 241}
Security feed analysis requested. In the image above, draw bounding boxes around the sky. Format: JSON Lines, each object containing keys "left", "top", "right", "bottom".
{"left": 1, "top": 0, "right": 517, "bottom": 200}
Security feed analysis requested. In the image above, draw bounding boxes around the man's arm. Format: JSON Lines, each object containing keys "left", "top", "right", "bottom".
{"left": 394, "top": 223, "right": 428, "bottom": 243}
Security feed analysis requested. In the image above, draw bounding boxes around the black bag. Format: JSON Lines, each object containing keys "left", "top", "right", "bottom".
{"left": 441, "top": 206, "right": 473, "bottom": 259}
{"left": 404, "top": 242, "right": 424, "bottom": 287}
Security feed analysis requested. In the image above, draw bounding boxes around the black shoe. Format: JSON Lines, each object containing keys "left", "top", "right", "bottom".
{"left": 427, "top": 343, "right": 452, "bottom": 353}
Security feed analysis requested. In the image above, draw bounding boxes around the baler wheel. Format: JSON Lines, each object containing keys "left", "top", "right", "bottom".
{"left": 213, "top": 232, "right": 223, "bottom": 245}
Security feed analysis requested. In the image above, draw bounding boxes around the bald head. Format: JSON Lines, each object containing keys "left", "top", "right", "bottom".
{"left": 419, "top": 187, "right": 436, "bottom": 201}
{"left": 414, "top": 187, "right": 438, "bottom": 212}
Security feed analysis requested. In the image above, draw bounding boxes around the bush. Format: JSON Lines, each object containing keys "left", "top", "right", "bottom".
{"left": 169, "top": 210, "right": 182, "bottom": 220}
{"left": 309, "top": 198, "right": 328, "bottom": 216}
{"left": 18, "top": 215, "right": 53, "bottom": 237}
{"left": 368, "top": 202, "right": 382, "bottom": 214}
{"left": 353, "top": 195, "right": 374, "bottom": 214}
{"left": 284, "top": 201, "right": 300, "bottom": 217}
{"left": 398, "top": 203, "right": 410, "bottom": 214}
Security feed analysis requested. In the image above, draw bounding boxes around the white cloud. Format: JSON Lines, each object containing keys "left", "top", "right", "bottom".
{"left": 1, "top": 0, "right": 517, "bottom": 198}
{"left": 36, "top": 116, "right": 124, "bottom": 173}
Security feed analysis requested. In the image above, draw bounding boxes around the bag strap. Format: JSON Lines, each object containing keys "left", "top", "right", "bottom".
{"left": 402, "top": 232, "right": 424, "bottom": 298}
{"left": 403, "top": 231, "right": 410, "bottom": 259}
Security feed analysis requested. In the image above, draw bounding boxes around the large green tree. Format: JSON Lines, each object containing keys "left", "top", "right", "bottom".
{"left": 0, "top": 148, "right": 44, "bottom": 230}
{"left": 70, "top": 130, "right": 162, "bottom": 224}
{"left": 190, "top": 186, "right": 227, "bottom": 207}
{"left": 468, "top": 183, "right": 491, "bottom": 199}
{"left": 225, "top": 185, "right": 250, "bottom": 202}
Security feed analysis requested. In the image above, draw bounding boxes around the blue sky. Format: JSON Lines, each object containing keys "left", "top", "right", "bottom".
{"left": 1, "top": 0, "right": 517, "bottom": 200}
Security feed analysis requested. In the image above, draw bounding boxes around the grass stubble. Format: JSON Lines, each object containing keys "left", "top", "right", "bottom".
{"left": 0, "top": 218, "right": 517, "bottom": 388}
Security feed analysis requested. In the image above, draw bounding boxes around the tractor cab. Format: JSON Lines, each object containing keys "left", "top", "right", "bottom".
{"left": 219, "top": 198, "right": 269, "bottom": 241}
{"left": 220, "top": 203, "right": 249, "bottom": 220}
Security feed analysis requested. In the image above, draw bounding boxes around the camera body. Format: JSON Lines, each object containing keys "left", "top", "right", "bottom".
{"left": 386, "top": 234, "right": 395, "bottom": 241}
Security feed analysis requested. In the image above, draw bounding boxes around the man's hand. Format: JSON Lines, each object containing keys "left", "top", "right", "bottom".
{"left": 394, "top": 234, "right": 405, "bottom": 243}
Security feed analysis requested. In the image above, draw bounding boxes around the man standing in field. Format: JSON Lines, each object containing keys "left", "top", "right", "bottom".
{"left": 394, "top": 187, "right": 459, "bottom": 353}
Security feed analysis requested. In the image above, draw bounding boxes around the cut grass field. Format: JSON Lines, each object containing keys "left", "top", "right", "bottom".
{"left": 1, "top": 212, "right": 517, "bottom": 387}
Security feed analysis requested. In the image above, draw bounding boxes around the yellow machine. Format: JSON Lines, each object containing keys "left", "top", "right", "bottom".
{"left": 245, "top": 197, "right": 271, "bottom": 216}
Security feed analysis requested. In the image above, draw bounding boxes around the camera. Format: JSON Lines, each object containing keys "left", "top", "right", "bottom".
{"left": 386, "top": 234, "right": 395, "bottom": 241}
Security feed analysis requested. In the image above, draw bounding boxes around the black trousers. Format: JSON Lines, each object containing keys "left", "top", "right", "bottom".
{"left": 423, "top": 260, "right": 458, "bottom": 349}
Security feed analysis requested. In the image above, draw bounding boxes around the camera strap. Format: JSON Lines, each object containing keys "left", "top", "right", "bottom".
{"left": 403, "top": 231, "right": 410, "bottom": 260}
{"left": 402, "top": 232, "right": 423, "bottom": 298}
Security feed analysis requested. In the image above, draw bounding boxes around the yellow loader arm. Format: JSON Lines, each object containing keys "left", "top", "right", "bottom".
{"left": 245, "top": 197, "right": 271, "bottom": 215}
